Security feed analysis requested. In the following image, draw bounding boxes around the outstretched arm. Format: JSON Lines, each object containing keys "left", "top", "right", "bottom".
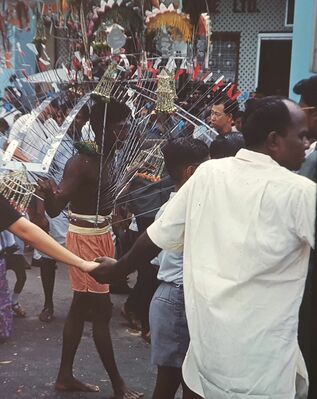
{"left": 90, "top": 231, "right": 161, "bottom": 284}
{"left": 9, "top": 217, "right": 98, "bottom": 272}
{"left": 91, "top": 172, "right": 193, "bottom": 284}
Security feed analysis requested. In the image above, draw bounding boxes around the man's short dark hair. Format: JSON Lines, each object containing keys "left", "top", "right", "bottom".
{"left": 90, "top": 99, "right": 130, "bottom": 151}
{"left": 162, "top": 137, "right": 209, "bottom": 183}
{"left": 293, "top": 76, "right": 317, "bottom": 106}
{"left": 242, "top": 96, "right": 292, "bottom": 147}
{"left": 213, "top": 95, "right": 239, "bottom": 118}
{"left": 209, "top": 133, "right": 245, "bottom": 159}
{"left": 90, "top": 100, "right": 130, "bottom": 135}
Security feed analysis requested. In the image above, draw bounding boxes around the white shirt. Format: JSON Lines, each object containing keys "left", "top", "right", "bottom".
{"left": 81, "top": 121, "right": 95, "bottom": 142}
{"left": 147, "top": 149, "right": 316, "bottom": 399}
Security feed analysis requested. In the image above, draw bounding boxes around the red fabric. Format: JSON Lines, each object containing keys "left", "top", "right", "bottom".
{"left": 191, "top": 65, "right": 201, "bottom": 81}
{"left": 66, "top": 231, "right": 115, "bottom": 293}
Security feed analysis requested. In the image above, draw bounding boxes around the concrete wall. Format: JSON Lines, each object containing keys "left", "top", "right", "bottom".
{"left": 289, "top": 0, "right": 316, "bottom": 100}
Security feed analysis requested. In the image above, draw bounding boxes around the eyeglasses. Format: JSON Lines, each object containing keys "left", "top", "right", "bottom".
{"left": 211, "top": 111, "right": 225, "bottom": 118}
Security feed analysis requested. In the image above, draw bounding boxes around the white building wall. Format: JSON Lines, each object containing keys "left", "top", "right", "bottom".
{"left": 210, "top": 0, "right": 292, "bottom": 92}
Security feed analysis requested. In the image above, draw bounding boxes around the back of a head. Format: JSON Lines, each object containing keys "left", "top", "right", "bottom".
{"left": 90, "top": 99, "right": 130, "bottom": 139}
{"left": 293, "top": 76, "right": 317, "bottom": 106}
{"left": 209, "top": 133, "right": 245, "bottom": 159}
{"left": 242, "top": 96, "right": 292, "bottom": 147}
{"left": 162, "top": 137, "right": 209, "bottom": 183}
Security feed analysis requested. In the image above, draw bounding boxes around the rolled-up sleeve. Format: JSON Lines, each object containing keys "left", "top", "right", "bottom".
{"left": 295, "top": 181, "right": 316, "bottom": 249}
{"left": 147, "top": 178, "right": 191, "bottom": 252}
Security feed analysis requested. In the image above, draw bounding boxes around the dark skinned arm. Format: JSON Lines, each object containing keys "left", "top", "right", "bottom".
{"left": 28, "top": 196, "right": 49, "bottom": 232}
{"left": 89, "top": 231, "right": 161, "bottom": 284}
{"left": 38, "top": 155, "right": 83, "bottom": 218}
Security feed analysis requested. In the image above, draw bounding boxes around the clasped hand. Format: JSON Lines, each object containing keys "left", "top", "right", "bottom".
{"left": 89, "top": 256, "right": 119, "bottom": 284}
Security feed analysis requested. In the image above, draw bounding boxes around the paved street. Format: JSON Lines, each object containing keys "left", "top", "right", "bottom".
{"left": 1, "top": 265, "right": 157, "bottom": 399}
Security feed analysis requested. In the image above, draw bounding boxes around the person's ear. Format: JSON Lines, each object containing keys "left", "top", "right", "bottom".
{"left": 184, "top": 165, "right": 198, "bottom": 179}
{"left": 266, "top": 131, "right": 281, "bottom": 153}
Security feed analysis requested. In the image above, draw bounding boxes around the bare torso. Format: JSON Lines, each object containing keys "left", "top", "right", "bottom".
{"left": 44, "top": 152, "right": 113, "bottom": 218}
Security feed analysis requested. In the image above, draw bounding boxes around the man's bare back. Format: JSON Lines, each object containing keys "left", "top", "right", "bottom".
{"left": 41, "top": 152, "right": 112, "bottom": 218}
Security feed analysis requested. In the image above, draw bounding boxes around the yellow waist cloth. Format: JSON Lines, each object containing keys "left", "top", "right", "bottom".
{"left": 68, "top": 223, "right": 112, "bottom": 236}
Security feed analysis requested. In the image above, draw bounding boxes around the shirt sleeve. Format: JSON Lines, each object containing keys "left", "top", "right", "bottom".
{"left": 147, "top": 179, "right": 191, "bottom": 253}
{"left": 295, "top": 180, "right": 316, "bottom": 248}
{"left": 0, "top": 195, "right": 22, "bottom": 232}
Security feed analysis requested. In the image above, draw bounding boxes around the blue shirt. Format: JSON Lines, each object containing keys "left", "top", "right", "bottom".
{"left": 152, "top": 192, "right": 183, "bottom": 285}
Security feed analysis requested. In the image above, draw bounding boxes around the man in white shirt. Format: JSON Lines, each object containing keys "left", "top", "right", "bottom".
{"left": 91, "top": 97, "right": 316, "bottom": 399}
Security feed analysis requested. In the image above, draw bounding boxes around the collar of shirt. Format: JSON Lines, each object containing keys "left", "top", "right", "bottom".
{"left": 235, "top": 148, "right": 279, "bottom": 166}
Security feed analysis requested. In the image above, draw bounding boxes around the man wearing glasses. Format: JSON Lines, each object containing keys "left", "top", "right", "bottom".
{"left": 210, "top": 96, "right": 239, "bottom": 135}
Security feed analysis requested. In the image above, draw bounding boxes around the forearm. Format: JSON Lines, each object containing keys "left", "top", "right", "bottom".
{"left": 122, "top": 231, "right": 162, "bottom": 274}
{"left": 9, "top": 218, "right": 86, "bottom": 269}
{"left": 89, "top": 231, "right": 161, "bottom": 284}
{"left": 117, "top": 231, "right": 161, "bottom": 276}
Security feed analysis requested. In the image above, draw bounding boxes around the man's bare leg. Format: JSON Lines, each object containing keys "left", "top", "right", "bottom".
{"left": 55, "top": 292, "right": 99, "bottom": 392}
{"left": 181, "top": 379, "right": 202, "bottom": 399}
{"left": 91, "top": 293, "right": 143, "bottom": 399}
{"left": 152, "top": 366, "right": 182, "bottom": 399}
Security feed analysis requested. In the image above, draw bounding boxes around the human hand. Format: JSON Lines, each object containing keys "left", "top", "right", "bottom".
{"left": 80, "top": 261, "right": 101, "bottom": 273}
{"left": 37, "top": 178, "right": 58, "bottom": 196}
{"left": 89, "top": 256, "right": 120, "bottom": 284}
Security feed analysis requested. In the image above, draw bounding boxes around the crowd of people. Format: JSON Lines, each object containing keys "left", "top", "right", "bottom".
{"left": 0, "top": 73, "right": 316, "bottom": 399}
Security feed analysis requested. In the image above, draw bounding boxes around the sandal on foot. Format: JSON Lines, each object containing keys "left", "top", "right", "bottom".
{"left": 39, "top": 307, "right": 54, "bottom": 322}
{"left": 12, "top": 303, "right": 26, "bottom": 318}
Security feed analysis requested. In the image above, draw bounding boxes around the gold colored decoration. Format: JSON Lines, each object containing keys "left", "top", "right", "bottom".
{"left": 130, "top": 145, "right": 165, "bottom": 182}
{"left": 170, "top": 74, "right": 178, "bottom": 99}
{"left": 80, "top": 0, "right": 89, "bottom": 57}
{"left": 155, "top": 69, "right": 177, "bottom": 114}
{"left": 91, "top": 61, "right": 118, "bottom": 102}
{"left": 0, "top": 171, "right": 35, "bottom": 213}
{"left": 146, "top": 11, "right": 193, "bottom": 43}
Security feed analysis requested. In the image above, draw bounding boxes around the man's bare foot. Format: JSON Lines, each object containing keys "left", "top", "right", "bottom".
{"left": 55, "top": 376, "right": 100, "bottom": 392}
{"left": 113, "top": 385, "right": 144, "bottom": 399}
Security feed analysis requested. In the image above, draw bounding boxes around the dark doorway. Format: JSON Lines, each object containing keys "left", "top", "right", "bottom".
{"left": 257, "top": 38, "right": 292, "bottom": 97}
